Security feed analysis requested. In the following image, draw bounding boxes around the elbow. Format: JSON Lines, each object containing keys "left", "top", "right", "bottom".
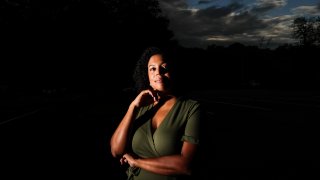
{"left": 110, "top": 139, "right": 124, "bottom": 158}
{"left": 111, "top": 150, "right": 118, "bottom": 158}
{"left": 111, "top": 150, "right": 122, "bottom": 158}
{"left": 110, "top": 147, "right": 124, "bottom": 158}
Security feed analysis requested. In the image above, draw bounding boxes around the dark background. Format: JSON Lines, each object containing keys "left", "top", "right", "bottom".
{"left": 1, "top": 0, "right": 319, "bottom": 179}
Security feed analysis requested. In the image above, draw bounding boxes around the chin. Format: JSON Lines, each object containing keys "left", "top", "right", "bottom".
{"left": 154, "top": 85, "right": 171, "bottom": 93}
{"left": 158, "top": 88, "right": 171, "bottom": 94}
{"left": 155, "top": 89, "right": 164, "bottom": 92}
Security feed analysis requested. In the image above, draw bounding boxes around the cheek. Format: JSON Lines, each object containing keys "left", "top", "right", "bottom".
{"left": 148, "top": 74, "right": 154, "bottom": 85}
{"left": 148, "top": 73, "right": 153, "bottom": 81}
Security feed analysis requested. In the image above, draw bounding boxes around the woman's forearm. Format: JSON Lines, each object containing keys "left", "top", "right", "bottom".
{"left": 110, "top": 103, "right": 138, "bottom": 157}
{"left": 135, "top": 155, "right": 192, "bottom": 176}
{"left": 123, "top": 140, "right": 198, "bottom": 176}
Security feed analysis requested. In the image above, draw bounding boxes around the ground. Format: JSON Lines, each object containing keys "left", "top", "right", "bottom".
{"left": 1, "top": 88, "right": 319, "bottom": 179}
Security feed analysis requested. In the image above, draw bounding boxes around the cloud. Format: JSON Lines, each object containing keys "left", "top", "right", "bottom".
{"left": 160, "top": 0, "right": 188, "bottom": 9}
{"left": 291, "top": 5, "right": 320, "bottom": 16}
{"left": 196, "top": 2, "right": 243, "bottom": 19}
{"left": 259, "top": 15, "right": 296, "bottom": 42}
{"left": 159, "top": 0, "right": 310, "bottom": 49}
{"left": 251, "top": 0, "right": 287, "bottom": 14}
{"left": 198, "top": 0, "right": 217, "bottom": 4}
{"left": 160, "top": 1, "right": 270, "bottom": 48}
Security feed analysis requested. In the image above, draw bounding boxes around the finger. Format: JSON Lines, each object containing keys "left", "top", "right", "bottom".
{"left": 153, "top": 91, "right": 159, "bottom": 102}
{"left": 146, "top": 90, "right": 155, "bottom": 98}
{"left": 120, "top": 158, "right": 124, "bottom": 165}
{"left": 142, "top": 90, "right": 157, "bottom": 103}
{"left": 148, "top": 89, "right": 158, "bottom": 102}
{"left": 155, "top": 91, "right": 160, "bottom": 102}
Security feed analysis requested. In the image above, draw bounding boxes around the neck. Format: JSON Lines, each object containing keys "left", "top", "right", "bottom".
{"left": 153, "top": 91, "right": 177, "bottom": 107}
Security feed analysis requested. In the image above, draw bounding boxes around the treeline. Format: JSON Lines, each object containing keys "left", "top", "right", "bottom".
{"left": 0, "top": 0, "right": 176, "bottom": 89}
{"left": 174, "top": 44, "right": 319, "bottom": 91}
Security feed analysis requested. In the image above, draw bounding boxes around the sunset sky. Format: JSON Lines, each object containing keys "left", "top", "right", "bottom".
{"left": 159, "top": 0, "right": 320, "bottom": 48}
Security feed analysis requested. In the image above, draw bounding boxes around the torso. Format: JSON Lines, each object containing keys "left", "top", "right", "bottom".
{"left": 151, "top": 97, "right": 177, "bottom": 134}
{"left": 131, "top": 97, "right": 201, "bottom": 179}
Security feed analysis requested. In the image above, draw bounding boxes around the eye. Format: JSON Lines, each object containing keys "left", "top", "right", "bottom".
{"left": 149, "top": 67, "right": 156, "bottom": 71}
{"left": 161, "top": 65, "right": 169, "bottom": 73}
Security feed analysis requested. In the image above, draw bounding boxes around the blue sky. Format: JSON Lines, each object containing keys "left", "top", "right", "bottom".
{"left": 159, "top": 0, "right": 320, "bottom": 48}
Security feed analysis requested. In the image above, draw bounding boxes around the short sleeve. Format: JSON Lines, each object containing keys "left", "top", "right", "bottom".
{"left": 181, "top": 102, "right": 202, "bottom": 144}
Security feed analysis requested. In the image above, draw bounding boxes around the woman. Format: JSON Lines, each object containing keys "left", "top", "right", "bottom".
{"left": 110, "top": 46, "right": 203, "bottom": 180}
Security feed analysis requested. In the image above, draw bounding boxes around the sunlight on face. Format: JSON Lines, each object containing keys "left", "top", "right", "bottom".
{"left": 148, "top": 54, "right": 171, "bottom": 92}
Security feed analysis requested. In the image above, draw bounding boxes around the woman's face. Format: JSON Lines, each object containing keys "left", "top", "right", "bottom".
{"left": 148, "top": 54, "right": 172, "bottom": 93}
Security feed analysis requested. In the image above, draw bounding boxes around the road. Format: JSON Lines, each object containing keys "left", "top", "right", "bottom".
{"left": 1, "top": 89, "right": 319, "bottom": 179}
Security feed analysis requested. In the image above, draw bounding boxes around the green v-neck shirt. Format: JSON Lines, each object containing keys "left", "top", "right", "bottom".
{"left": 129, "top": 97, "right": 202, "bottom": 180}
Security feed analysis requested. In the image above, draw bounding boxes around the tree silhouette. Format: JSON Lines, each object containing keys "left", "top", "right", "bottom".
{"left": 1, "top": 0, "right": 174, "bottom": 45}
{"left": 1, "top": 0, "right": 176, "bottom": 88}
{"left": 292, "top": 16, "right": 320, "bottom": 47}
{"left": 102, "top": 0, "right": 175, "bottom": 48}
{"left": 258, "top": 36, "right": 272, "bottom": 49}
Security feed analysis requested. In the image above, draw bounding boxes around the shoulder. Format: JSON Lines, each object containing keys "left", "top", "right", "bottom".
{"left": 176, "top": 96, "right": 202, "bottom": 117}
{"left": 178, "top": 96, "right": 201, "bottom": 109}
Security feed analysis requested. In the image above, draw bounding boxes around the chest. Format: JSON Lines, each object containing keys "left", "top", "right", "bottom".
{"left": 132, "top": 118, "right": 185, "bottom": 157}
{"left": 151, "top": 105, "right": 171, "bottom": 131}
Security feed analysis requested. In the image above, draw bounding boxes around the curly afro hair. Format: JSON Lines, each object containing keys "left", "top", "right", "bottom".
{"left": 132, "top": 46, "right": 176, "bottom": 93}
{"left": 133, "top": 47, "right": 161, "bottom": 93}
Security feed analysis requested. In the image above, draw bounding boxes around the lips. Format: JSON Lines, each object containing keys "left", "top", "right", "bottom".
{"left": 155, "top": 79, "right": 163, "bottom": 83}
{"left": 154, "top": 77, "right": 163, "bottom": 83}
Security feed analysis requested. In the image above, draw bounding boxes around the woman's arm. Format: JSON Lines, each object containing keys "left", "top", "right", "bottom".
{"left": 122, "top": 141, "right": 198, "bottom": 175}
{"left": 110, "top": 89, "right": 159, "bottom": 158}
{"left": 110, "top": 103, "right": 138, "bottom": 158}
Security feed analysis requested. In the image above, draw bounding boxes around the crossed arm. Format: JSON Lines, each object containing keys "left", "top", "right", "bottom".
{"left": 121, "top": 141, "right": 198, "bottom": 176}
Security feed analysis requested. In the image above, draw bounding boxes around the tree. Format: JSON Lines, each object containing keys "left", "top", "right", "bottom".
{"left": 315, "top": 16, "right": 320, "bottom": 46}
{"left": 0, "top": 0, "right": 174, "bottom": 45}
{"left": 1, "top": 0, "right": 176, "bottom": 87}
{"left": 292, "top": 16, "right": 320, "bottom": 47}
{"left": 258, "top": 36, "right": 272, "bottom": 49}
{"left": 101, "top": 0, "right": 175, "bottom": 48}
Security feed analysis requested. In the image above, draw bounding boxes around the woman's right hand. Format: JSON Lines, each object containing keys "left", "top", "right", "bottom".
{"left": 131, "top": 89, "right": 159, "bottom": 108}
